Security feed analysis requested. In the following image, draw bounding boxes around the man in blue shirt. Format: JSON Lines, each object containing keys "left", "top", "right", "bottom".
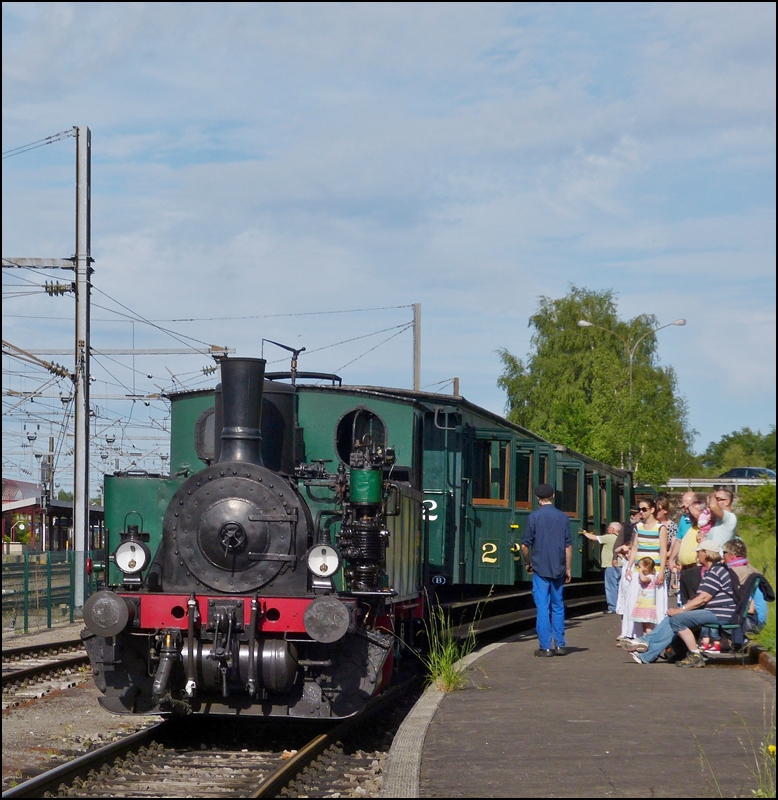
{"left": 521, "top": 483, "right": 572, "bottom": 657}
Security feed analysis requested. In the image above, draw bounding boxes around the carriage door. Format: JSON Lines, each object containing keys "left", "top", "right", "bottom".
{"left": 513, "top": 445, "right": 534, "bottom": 582}
{"left": 467, "top": 433, "right": 513, "bottom": 585}
{"left": 556, "top": 458, "right": 584, "bottom": 578}
{"left": 583, "top": 470, "right": 598, "bottom": 575}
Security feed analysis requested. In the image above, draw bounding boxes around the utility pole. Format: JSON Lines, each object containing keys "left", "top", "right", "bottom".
{"left": 2, "top": 125, "right": 91, "bottom": 607}
{"left": 73, "top": 126, "right": 91, "bottom": 609}
{"left": 413, "top": 303, "right": 421, "bottom": 392}
{"left": 38, "top": 436, "right": 55, "bottom": 552}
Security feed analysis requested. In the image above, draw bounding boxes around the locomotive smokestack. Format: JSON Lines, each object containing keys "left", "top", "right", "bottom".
{"left": 217, "top": 357, "right": 266, "bottom": 465}
{"left": 213, "top": 382, "right": 223, "bottom": 463}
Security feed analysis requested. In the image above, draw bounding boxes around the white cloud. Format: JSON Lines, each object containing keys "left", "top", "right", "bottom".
{"left": 2, "top": 2, "right": 775, "bottom": 477}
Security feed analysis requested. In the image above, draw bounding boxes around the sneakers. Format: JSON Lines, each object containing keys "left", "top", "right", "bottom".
{"left": 534, "top": 648, "right": 554, "bottom": 658}
{"left": 616, "top": 636, "right": 633, "bottom": 648}
{"left": 700, "top": 641, "right": 721, "bottom": 653}
{"left": 676, "top": 651, "right": 705, "bottom": 668}
{"left": 623, "top": 639, "right": 649, "bottom": 653}
{"left": 629, "top": 651, "right": 645, "bottom": 664}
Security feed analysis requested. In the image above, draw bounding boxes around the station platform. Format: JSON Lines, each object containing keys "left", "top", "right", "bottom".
{"left": 382, "top": 612, "right": 776, "bottom": 798}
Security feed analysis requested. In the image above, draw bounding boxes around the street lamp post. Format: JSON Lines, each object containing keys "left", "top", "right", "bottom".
{"left": 9, "top": 520, "right": 28, "bottom": 543}
{"left": 577, "top": 317, "right": 686, "bottom": 469}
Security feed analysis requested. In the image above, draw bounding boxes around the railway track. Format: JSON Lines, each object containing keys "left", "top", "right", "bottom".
{"left": 2, "top": 679, "right": 421, "bottom": 799}
{"left": 2, "top": 638, "right": 90, "bottom": 709}
{"left": 1, "top": 591, "right": 607, "bottom": 797}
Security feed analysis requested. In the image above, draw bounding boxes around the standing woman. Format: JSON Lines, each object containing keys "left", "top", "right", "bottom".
{"left": 655, "top": 495, "right": 678, "bottom": 593}
{"left": 618, "top": 498, "right": 668, "bottom": 642}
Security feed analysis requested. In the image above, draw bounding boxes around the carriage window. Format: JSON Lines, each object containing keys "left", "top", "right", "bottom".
{"left": 473, "top": 440, "right": 510, "bottom": 505}
{"left": 600, "top": 480, "right": 608, "bottom": 525}
{"left": 560, "top": 469, "right": 579, "bottom": 515}
{"left": 611, "top": 482, "right": 622, "bottom": 523}
{"left": 539, "top": 453, "right": 549, "bottom": 484}
{"left": 585, "top": 476, "right": 594, "bottom": 524}
{"left": 515, "top": 451, "right": 532, "bottom": 509}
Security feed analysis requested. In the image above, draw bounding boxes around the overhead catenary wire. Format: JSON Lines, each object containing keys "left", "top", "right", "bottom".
{"left": 1, "top": 128, "right": 75, "bottom": 159}
{"left": 4, "top": 268, "right": 420, "bottom": 486}
{"left": 91, "top": 290, "right": 216, "bottom": 350}
{"left": 264, "top": 322, "right": 414, "bottom": 366}
{"left": 157, "top": 304, "right": 414, "bottom": 323}
{"left": 2, "top": 375, "right": 61, "bottom": 417}
{"left": 335, "top": 323, "right": 414, "bottom": 372}
{"left": 89, "top": 353, "right": 142, "bottom": 399}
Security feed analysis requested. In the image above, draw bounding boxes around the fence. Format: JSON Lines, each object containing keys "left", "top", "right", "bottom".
{"left": 1, "top": 551, "right": 103, "bottom": 634}
{"left": 664, "top": 477, "right": 775, "bottom": 491}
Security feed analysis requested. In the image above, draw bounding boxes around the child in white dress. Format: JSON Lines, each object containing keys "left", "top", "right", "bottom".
{"left": 631, "top": 557, "right": 659, "bottom": 633}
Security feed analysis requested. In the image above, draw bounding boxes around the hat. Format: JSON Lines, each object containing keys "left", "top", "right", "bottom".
{"left": 696, "top": 539, "right": 722, "bottom": 554}
{"left": 535, "top": 483, "right": 555, "bottom": 499}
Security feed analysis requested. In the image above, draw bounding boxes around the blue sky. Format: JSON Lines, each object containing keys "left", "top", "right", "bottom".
{"left": 2, "top": 3, "right": 775, "bottom": 489}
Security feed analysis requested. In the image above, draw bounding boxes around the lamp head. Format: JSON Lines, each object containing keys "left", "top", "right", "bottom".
{"left": 673, "top": 319, "right": 686, "bottom": 326}
{"left": 577, "top": 320, "right": 593, "bottom": 327}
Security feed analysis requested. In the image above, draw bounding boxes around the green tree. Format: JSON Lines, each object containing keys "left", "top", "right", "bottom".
{"left": 702, "top": 426, "right": 776, "bottom": 473}
{"left": 497, "top": 286, "right": 694, "bottom": 485}
{"left": 737, "top": 483, "right": 776, "bottom": 539}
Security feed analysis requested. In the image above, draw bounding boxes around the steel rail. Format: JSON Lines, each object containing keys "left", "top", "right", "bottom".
{"left": 2, "top": 679, "right": 418, "bottom": 799}
{"left": 1, "top": 722, "right": 168, "bottom": 798}
{"left": 2, "top": 638, "right": 84, "bottom": 660}
{"left": 250, "top": 678, "right": 418, "bottom": 798}
{"left": 2, "top": 653, "right": 89, "bottom": 688}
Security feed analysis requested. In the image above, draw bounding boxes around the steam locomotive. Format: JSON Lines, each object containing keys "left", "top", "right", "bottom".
{"left": 82, "top": 356, "right": 632, "bottom": 718}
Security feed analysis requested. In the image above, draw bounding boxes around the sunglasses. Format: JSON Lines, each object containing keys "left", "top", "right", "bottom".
{"left": 638, "top": 507, "right": 651, "bottom": 512}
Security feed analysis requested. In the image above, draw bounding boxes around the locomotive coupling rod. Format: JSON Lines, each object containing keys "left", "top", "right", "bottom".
{"left": 185, "top": 593, "right": 197, "bottom": 698}
{"left": 247, "top": 594, "right": 259, "bottom": 698}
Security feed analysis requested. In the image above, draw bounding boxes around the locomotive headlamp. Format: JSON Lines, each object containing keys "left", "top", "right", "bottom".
{"left": 115, "top": 539, "right": 150, "bottom": 574}
{"left": 114, "top": 522, "right": 151, "bottom": 576}
{"left": 306, "top": 544, "right": 341, "bottom": 577}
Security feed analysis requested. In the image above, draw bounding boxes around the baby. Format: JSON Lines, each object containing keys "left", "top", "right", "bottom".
{"left": 697, "top": 507, "right": 713, "bottom": 535}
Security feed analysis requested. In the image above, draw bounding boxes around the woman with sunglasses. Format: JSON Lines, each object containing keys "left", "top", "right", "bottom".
{"left": 618, "top": 498, "right": 668, "bottom": 644}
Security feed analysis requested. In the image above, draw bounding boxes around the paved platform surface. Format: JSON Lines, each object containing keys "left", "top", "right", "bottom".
{"left": 383, "top": 612, "right": 776, "bottom": 798}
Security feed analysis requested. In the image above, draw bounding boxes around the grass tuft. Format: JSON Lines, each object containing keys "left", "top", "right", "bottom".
{"left": 692, "top": 697, "right": 776, "bottom": 798}
{"left": 417, "top": 589, "right": 491, "bottom": 692}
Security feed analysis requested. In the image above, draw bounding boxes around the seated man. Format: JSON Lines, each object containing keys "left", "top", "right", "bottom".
{"left": 700, "top": 538, "right": 769, "bottom": 651}
{"left": 624, "top": 539, "right": 736, "bottom": 668}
